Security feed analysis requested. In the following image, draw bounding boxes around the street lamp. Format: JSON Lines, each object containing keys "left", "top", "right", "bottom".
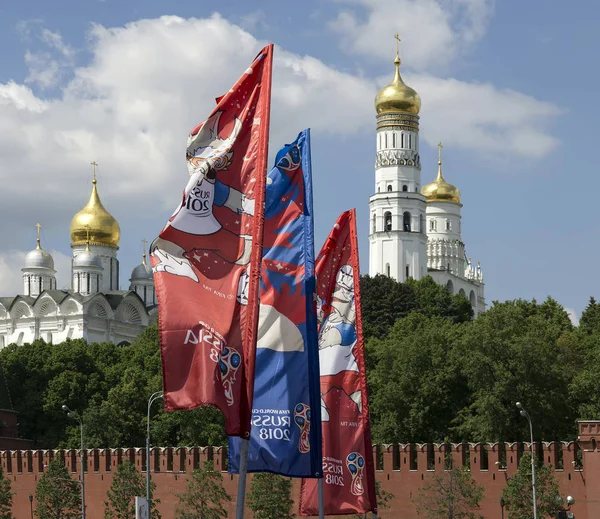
{"left": 500, "top": 497, "right": 505, "bottom": 519}
{"left": 516, "top": 402, "right": 537, "bottom": 519}
{"left": 62, "top": 405, "right": 85, "bottom": 519}
{"left": 28, "top": 494, "right": 33, "bottom": 519}
{"left": 146, "top": 392, "right": 163, "bottom": 519}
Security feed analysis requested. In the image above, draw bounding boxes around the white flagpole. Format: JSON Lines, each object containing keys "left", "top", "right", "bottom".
{"left": 318, "top": 478, "right": 325, "bottom": 519}
{"left": 235, "top": 439, "right": 250, "bottom": 519}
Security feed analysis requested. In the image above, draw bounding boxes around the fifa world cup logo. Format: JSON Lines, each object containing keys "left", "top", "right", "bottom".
{"left": 346, "top": 452, "right": 365, "bottom": 496}
{"left": 294, "top": 403, "right": 311, "bottom": 453}
{"left": 218, "top": 347, "right": 241, "bottom": 406}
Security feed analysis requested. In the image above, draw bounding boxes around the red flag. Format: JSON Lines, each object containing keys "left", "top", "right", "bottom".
{"left": 300, "top": 209, "right": 377, "bottom": 515}
{"left": 151, "top": 45, "right": 273, "bottom": 438}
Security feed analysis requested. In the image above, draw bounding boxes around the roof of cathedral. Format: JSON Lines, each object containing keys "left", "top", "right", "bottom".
{"left": 23, "top": 229, "right": 54, "bottom": 271}
{"left": 130, "top": 254, "right": 153, "bottom": 281}
{"left": 70, "top": 176, "right": 120, "bottom": 248}
{"left": 0, "top": 289, "right": 153, "bottom": 313}
{"left": 73, "top": 243, "right": 102, "bottom": 269}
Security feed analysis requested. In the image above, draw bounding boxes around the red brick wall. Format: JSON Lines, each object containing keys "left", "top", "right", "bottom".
{"left": 5, "top": 421, "right": 599, "bottom": 519}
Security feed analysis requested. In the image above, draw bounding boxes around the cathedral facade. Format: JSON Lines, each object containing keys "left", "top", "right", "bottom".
{"left": 0, "top": 175, "right": 157, "bottom": 347}
{"left": 369, "top": 49, "right": 485, "bottom": 316}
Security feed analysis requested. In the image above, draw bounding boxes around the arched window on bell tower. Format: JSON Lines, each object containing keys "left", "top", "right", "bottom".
{"left": 384, "top": 211, "right": 392, "bottom": 231}
{"left": 403, "top": 212, "right": 411, "bottom": 232}
{"left": 371, "top": 214, "right": 376, "bottom": 233}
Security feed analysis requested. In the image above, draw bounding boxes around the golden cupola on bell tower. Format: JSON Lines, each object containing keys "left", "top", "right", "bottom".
{"left": 70, "top": 162, "right": 121, "bottom": 248}
{"left": 374, "top": 36, "right": 421, "bottom": 116}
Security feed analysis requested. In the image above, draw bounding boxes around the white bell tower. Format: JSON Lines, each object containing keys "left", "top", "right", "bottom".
{"left": 369, "top": 37, "right": 427, "bottom": 281}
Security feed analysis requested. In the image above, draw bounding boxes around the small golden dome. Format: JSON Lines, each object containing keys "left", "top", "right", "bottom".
{"left": 70, "top": 178, "right": 120, "bottom": 248}
{"left": 421, "top": 143, "right": 461, "bottom": 204}
{"left": 375, "top": 55, "right": 421, "bottom": 115}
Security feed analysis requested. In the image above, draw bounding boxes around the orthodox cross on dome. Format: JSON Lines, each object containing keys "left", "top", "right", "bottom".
{"left": 91, "top": 161, "right": 98, "bottom": 184}
{"left": 142, "top": 238, "right": 148, "bottom": 264}
{"left": 35, "top": 222, "right": 41, "bottom": 249}
{"left": 437, "top": 141, "right": 443, "bottom": 164}
{"left": 394, "top": 33, "right": 401, "bottom": 56}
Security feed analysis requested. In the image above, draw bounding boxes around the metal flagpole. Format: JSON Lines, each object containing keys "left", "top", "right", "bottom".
{"left": 318, "top": 478, "right": 325, "bottom": 519}
{"left": 235, "top": 438, "right": 250, "bottom": 519}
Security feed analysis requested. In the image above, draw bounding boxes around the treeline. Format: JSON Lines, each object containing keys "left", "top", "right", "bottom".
{"left": 1, "top": 275, "right": 599, "bottom": 449}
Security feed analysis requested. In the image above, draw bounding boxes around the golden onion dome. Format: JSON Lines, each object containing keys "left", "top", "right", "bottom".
{"left": 375, "top": 54, "right": 421, "bottom": 115}
{"left": 70, "top": 178, "right": 120, "bottom": 248}
{"left": 421, "top": 144, "right": 461, "bottom": 204}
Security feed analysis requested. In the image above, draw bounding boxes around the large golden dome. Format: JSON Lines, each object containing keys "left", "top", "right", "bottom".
{"left": 374, "top": 55, "right": 421, "bottom": 115}
{"left": 421, "top": 145, "right": 461, "bottom": 204}
{"left": 70, "top": 178, "right": 120, "bottom": 248}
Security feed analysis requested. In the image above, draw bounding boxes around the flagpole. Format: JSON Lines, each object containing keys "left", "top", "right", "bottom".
{"left": 318, "top": 478, "right": 325, "bottom": 519}
{"left": 235, "top": 438, "right": 250, "bottom": 519}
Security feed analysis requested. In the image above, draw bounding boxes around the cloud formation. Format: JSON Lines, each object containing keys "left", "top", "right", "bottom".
{"left": 329, "top": 0, "right": 494, "bottom": 70}
{"left": 0, "top": 12, "right": 560, "bottom": 291}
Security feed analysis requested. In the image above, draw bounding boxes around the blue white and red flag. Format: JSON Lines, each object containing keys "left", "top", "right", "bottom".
{"left": 150, "top": 45, "right": 273, "bottom": 438}
{"left": 300, "top": 209, "right": 377, "bottom": 515}
{"left": 229, "top": 129, "right": 323, "bottom": 477}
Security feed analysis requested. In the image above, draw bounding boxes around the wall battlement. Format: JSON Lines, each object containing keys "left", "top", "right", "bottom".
{"left": 3, "top": 420, "right": 598, "bottom": 518}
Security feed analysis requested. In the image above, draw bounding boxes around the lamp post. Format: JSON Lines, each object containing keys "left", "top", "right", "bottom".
{"left": 28, "top": 494, "right": 33, "bottom": 519}
{"left": 516, "top": 402, "right": 537, "bottom": 519}
{"left": 500, "top": 497, "right": 505, "bottom": 519}
{"left": 62, "top": 405, "right": 85, "bottom": 519}
{"left": 146, "top": 392, "right": 163, "bottom": 519}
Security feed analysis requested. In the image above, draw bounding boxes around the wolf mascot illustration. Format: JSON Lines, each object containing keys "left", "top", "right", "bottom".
{"left": 151, "top": 111, "right": 255, "bottom": 285}
{"left": 318, "top": 264, "right": 361, "bottom": 422}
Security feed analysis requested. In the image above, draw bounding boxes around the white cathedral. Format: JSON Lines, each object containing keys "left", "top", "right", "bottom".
{"left": 369, "top": 48, "right": 485, "bottom": 316}
{"left": 0, "top": 174, "right": 157, "bottom": 347}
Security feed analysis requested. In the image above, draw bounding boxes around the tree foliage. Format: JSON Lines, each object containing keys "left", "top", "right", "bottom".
{"left": 501, "top": 453, "right": 563, "bottom": 519}
{"left": 0, "top": 325, "right": 225, "bottom": 449}
{"left": 2, "top": 277, "right": 600, "bottom": 449}
{"left": 360, "top": 275, "right": 472, "bottom": 340}
{"left": 176, "top": 461, "right": 231, "bottom": 519}
{"left": 247, "top": 473, "right": 294, "bottom": 519}
{"left": 104, "top": 460, "right": 160, "bottom": 519}
{"left": 416, "top": 465, "right": 484, "bottom": 519}
{"left": 0, "top": 466, "right": 12, "bottom": 519}
{"left": 35, "top": 459, "right": 81, "bottom": 519}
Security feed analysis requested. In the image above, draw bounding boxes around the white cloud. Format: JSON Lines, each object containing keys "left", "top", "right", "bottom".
{"left": 413, "top": 74, "right": 561, "bottom": 157}
{"left": 24, "top": 28, "right": 75, "bottom": 88}
{"left": 565, "top": 308, "right": 580, "bottom": 327}
{"left": 0, "top": 14, "right": 561, "bottom": 291}
{"left": 329, "top": 0, "right": 494, "bottom": 70}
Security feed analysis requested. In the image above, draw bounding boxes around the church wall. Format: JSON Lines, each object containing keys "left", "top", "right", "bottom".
{"left": 2, "top": 435, "right": 594, "bottom": 519}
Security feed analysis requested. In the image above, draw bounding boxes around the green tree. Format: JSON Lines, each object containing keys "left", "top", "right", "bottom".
{"left": 407, "top": 276, "right": 473, "bottom": 323}
{"left": 0, "top": 465, "right": 13, "bottom": 519}
{"left": 247, "top": 472, "right": 294, "bottom": 519}
{"left": 456, "top": 298, "right": 579, "bottom": 441}
{"left": 360, "top": 274, "right": 417, "bottom": 339}
{"left": 579, "top": 296, "right": 600, "bottom": 335}
{"left": 104, "top": 460, "right": 161, "bottom": 519}
{"left": 176, "top": 460, "right": 231, "bottom": 519}
{"left": 416, "top": 465, "right": 484, "bottom": 519}
{"left": 368, "top": 313, "right": 470, "bottom": 443}
{"left": 35, "top": 459, "right": 80, "bottom": 519}
{"left": 359, "top": 275, "right": 473, "bottom": 341}
{"left": 501, "top": 453, "right": 563, "bottom": 519}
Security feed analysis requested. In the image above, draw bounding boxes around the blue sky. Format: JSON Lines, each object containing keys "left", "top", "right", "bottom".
{"left": 0, "top": 0, "right": 596, "bottom": 319}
